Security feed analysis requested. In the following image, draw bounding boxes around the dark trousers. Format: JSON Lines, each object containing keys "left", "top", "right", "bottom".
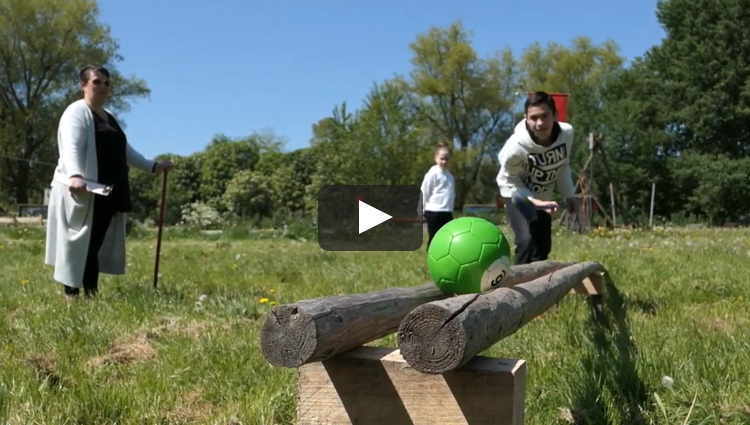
{"left": 503, "top": 197, "right": 552, "bottom": 265}
{"left": 425, "top": 210, "right": 454, "bottom": 249}
{"left": 65, "top": 196, "right": 116, "bottom": 297}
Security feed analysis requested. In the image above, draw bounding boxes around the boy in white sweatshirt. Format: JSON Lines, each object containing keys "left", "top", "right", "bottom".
{"left": 419, "top": 141, "right": 455, "bottom": 248}
{"left": 496, "top": 91, "right": 578, "bottom": 264}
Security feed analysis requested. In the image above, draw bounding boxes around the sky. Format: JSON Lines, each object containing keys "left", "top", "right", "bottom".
{"left": 96, "top": 0, "right": 666, "bottom": 159}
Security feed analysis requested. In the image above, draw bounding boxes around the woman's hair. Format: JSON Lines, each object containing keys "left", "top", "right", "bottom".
{"left": 79, "top": 65, "right": 110, "bottom": 83}
{"left": 435, "top": 141, "right": 451, "bottom": 154}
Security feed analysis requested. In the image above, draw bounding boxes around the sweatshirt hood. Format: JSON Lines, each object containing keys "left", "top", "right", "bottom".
{"left": 512, "top": 120, "right": 560, "bottom": 152}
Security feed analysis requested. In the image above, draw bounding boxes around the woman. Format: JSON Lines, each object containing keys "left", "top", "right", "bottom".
{"left": 45, "top": 65, "right": 174, "bottom": 297}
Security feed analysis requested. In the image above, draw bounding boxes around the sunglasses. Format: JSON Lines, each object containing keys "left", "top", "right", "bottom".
{"left": 91, "top": 79, "right": 110, "bottom": 87}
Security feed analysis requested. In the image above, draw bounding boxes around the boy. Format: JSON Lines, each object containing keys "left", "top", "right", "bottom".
{"left": 496, "top": 91, "right": 578, "bottom": 265}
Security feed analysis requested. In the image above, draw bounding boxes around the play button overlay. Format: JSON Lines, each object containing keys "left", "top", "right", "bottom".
{"left": 359, "top": 201, "right": 391, "bottom": 234}
{"left": 318, "top": 184, "right": 423, "bottom": 251}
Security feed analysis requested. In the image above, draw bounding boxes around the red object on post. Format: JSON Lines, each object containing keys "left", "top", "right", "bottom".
{"left": 528, "top": 92, "right": 568, "bottom": 123}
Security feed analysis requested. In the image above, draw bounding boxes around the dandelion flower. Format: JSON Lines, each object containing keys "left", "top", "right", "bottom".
{"left": 259, "top": 298, "right": 269, "bottom": 304}
{"left": 661, "top": 375, "right": 674, "bottom": 388}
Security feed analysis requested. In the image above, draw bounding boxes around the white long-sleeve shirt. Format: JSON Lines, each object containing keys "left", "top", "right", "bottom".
{"left": 496, "top": 120, "right": 576, "bottom": 201}
{"left": 419, "top": 165, "right": 455, "bottom": 215}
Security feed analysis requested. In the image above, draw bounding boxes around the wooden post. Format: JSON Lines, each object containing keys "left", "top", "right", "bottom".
{"left": 650, "top": 183, "right": 656, "bottom": 227}
{"left": 297, "top": 346, "right": 526, "bottom": 425}
{"left": 609, "top": 183, "right": 616, "bottom": 227}
{"left": 397, "top": 262, "right": 606, "bottom": 374}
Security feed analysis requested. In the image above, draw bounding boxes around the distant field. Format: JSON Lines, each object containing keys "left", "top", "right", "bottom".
{"left": 0, "top": 224, "right": 749, "bottom": 424}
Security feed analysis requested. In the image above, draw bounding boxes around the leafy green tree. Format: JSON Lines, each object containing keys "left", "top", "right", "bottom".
{"left": 646, "top": 0, "right": 750, "bottom": 156}
{"left": 395, "top": 20, "right": 519, "bottom": 208}
{"left": 597, "top": 0, "right": 750, "bottom": 223}
{"left": 0, "top": 0, "right": 149, "bottom": 204}
{"left": 198, "top": 132, "right": 282, "bottom": 208}
{"left": 222, "top": 170, "right": 274, "bottom": 218}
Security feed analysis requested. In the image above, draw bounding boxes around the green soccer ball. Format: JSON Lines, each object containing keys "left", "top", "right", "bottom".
{"left": 427, "top": 217, "right": 512, "bottom": 295}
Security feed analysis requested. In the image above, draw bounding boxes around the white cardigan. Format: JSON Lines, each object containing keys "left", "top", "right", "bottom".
{"left": 44, "top": 99, "right": 157, "bottom": 288}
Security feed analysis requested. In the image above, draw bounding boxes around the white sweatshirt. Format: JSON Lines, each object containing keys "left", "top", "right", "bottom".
{"left": 496, "top": 121, "right": 576, "bottom": 201}
{"left": 419, "top": 165, "right": 455, "bottom": 214}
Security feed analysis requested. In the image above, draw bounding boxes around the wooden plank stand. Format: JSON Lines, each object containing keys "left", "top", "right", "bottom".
{"left": 297, "top": 347, "right": 525, "bottom": 425}
{"left": 260, "top": 261, "right": 608, "bottom": 425}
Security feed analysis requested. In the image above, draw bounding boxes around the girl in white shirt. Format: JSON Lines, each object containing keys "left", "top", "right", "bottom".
{"left": 419, "top": 141, "right": 456, "bottom": 248}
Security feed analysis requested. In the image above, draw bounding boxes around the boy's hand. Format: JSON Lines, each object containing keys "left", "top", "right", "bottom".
{"left": 531, "top": 199, "right": 558, "bottom": 212}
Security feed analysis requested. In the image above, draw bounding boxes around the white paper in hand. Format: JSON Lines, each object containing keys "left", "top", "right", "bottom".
{"left": 53, "top": 171, "right": 113, "bottom": 196}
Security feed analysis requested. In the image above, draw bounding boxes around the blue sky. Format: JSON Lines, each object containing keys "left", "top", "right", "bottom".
{"left": 97, "top": 0, "right": 666, "bottom": 159}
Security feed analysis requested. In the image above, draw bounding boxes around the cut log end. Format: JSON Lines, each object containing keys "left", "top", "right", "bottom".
{"left": 398, "top": 261, "right": 608, "bottom": 374}
{"left": 260, "top": 305, "right": 317, "bottom": 368}
{"left": 397, "top": 303, "right": 468, "bottom": 374}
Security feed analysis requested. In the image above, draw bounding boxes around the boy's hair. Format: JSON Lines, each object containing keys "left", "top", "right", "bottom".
{"left": 524, "top": 91, "right": 558, "bottom": 115}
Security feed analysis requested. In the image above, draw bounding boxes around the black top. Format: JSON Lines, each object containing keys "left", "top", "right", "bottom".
{"left": 91, "top": 108, "right": 132, "bottom": 212}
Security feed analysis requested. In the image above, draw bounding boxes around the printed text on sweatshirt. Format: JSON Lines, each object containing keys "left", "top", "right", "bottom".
{"left": 496, "top": 121, "right": 576, "bottom": 201}
{"left": 419, "top": 165, "right": 455, "bottom": 214}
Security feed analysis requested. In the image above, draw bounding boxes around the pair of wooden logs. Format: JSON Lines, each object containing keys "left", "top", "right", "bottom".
{"left": 260, "top": 260, "right": 606, "bottom": 375}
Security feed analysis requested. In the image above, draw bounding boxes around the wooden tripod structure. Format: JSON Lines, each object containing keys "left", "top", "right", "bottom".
{"left": 559, "top": 133, "right": 628, "bottom": 232}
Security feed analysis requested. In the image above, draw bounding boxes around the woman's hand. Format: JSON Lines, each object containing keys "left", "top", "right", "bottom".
{"left": 68, "top": 176, "right": 87, "bottom": 193}
{"left": 154, "top": 160, "right": 175, "bottom": 173}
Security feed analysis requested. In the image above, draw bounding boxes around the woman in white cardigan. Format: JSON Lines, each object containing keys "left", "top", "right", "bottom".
{"left": 45, "top": 65, "right": 174, "bottom": 297}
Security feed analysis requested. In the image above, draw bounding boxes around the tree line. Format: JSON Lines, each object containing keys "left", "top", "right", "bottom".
{"left": 2, "top": 0, "right": 749, "bottom": 228}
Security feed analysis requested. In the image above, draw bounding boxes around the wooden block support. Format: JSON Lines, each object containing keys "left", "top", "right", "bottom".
{"left": 297, "top": 346, "right": 526, "bottom": 425}
{"left": 567, "top": 271, "right": 605, "bottom": 296}
{"left": 567, "top": 271, "right": 605, "bottom": 321}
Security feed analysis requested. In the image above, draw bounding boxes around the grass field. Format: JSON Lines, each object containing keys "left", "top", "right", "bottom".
{"left": 1, "top": 223, "right": 749, "bottom": 424}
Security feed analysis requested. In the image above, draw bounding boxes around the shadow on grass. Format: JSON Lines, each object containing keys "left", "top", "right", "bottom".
{"left": 569, "top": 273, "right": 653, "bottom": 425}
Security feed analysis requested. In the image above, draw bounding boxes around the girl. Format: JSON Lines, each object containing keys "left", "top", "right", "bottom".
{"left": 419, "top": 141, "right": 455, "bottom": 248}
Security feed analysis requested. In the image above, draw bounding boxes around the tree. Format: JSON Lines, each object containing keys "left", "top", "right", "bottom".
{"left": 0, "top": 0, "right": 150, "bottom": 204}
{"left": 198, "top": 132, "right": 283, "bottom": 209}
{"left": 395, "top": 20, "right": 519, "bottom": 208}
{"left": 222, "top": 170, "right": 274, "bottom": 219}
{"left": 600, "top": 0, "right": 750, "bottom": 223}
{"left": 354, "top": 81, "right": 430, "bottom": 185}
{"left": 646, "top": 0, "right": 750, "bottom": 156}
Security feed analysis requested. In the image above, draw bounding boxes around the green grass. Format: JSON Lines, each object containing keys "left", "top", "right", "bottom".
{"left": 1, "top": 224, "right": 750, "bottom": 424}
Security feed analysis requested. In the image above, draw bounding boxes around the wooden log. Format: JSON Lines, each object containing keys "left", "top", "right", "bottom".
{"left": 397, "top": 261, "right": 606, "bottom": 374}
{"left": 260, "top": 260, "right": 574, "bottom": 368}
{"left": 297, "top": 346, "right": 526, "bottom": 425}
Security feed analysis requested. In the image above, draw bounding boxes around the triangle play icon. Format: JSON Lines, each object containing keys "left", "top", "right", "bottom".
{"left": 359, "top": 201, "right": 392, "bottom": 234}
